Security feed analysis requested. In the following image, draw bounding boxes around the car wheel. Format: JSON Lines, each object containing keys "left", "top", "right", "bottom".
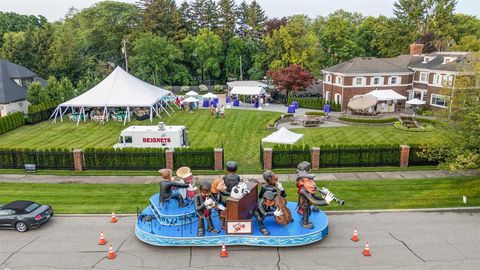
{"left": 15, "top": 221, "right": 28, "bottom": 232}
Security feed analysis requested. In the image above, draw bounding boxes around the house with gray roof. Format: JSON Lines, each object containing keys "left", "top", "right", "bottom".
{"left": 0, "top": 59, "right": 46, "bottom": 117}
{"left": 322, "top": 43, "right": 476, "bottom": 112}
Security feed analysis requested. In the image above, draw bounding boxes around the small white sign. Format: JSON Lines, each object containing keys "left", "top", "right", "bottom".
{"left": 463, "top": 196, "right": 467, "bottom": 204}
{"left": 226, "top": 220, "right": 252, "bottom": 234}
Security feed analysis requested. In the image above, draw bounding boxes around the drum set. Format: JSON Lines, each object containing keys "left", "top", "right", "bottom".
{"left": 176, "top": 167, "right": 197, "bottom": 201}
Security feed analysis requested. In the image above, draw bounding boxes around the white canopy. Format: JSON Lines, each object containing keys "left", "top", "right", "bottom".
{"left": 406, "top": 98, "right": 426, "bottom": 105}
{"left": 348, "top": 95, "right": 378, "bottom": 111}
{"left": 182, "top": 96, "right": 198, "bottom": 103}
{"left": 185, "top": 90, "right": 199, "bottom": 96}
{"left": 230, "top": 86, "right": 266, "bottom": 96}
{"left": 202, "top": 92, "right": 217, "bottom": 99}
{"left": 59, "top": 67, "right": 173, "bottom": 107}
{"left": 366, "top": 90, "right": 407, "bottom": 101}
{"left": 261, "top": 127, "right": 304, "bottom": 145}
{"left": 227, "top": 80, "right": 268, "bottom": 88}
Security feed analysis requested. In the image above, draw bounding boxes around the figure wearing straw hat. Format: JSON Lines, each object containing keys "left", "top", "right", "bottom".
{"left": 159, "top": 168, "right": 189, "bottom": 207}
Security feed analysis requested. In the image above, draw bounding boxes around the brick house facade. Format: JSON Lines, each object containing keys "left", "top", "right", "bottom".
{"left": 322, "top": 44, "right": 475, "bottom": 112}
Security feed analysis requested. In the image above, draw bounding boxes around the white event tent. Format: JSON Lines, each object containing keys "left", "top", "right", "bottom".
{"left": 261, "top": 127, "right": 304, "bottom": 145}
{"left": 185, "top": 90, "right": 199, "bottom": 96}
{"left": 230, "top": 86, "right": 266, "bottom": 96}
{"left": 366, "top": 90, "right": 407, "bottom": 101}
{"left": 51, "top": 67, "right": 176, "bottom": 125}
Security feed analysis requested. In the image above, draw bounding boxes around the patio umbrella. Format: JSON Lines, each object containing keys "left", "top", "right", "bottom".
{"left": 347, "top": 95, "right": 378, "bottom": 111}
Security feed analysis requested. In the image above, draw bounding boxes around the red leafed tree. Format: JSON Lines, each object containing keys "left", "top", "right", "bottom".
{"left": 267, "top": 64, "right": 315, "bottom": 98}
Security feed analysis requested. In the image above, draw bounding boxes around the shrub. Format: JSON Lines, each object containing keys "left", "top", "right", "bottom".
{"left": 320, "top": 144, "right": 400, "bottom": 167}
{"left": 174, "top": 147, "right": 215, "bottom": 170}
{"left": 214, "top": 85, "right": 224, "bottom": 93}
{"left": 272, "top": 145, "right": 311, "bottom": 168}
{"left": 26, "top": 100, "right": 58, "bottom": 124}
{"left": 180, "top": 86, "right": 190, "bottom": 93}
{"left": 163, "top": 85, "right": 173, "bottom": 91}
{"left": 338, "top": 117, "right": 397, "bottom": 123}
{"left": 83, "top": 147, "right": 166, "bottom": 170}
{"left": 393, "top": 121, "right": 434, "bottom": 132}
{"left": 0, "top": 112, "right": 25, "bottom": 135}
{"left": 199, "top": 84, "right": 208, "bottom": 93}
{"left": 305, "top": 111, "right": 326, "bottom": 116}
{"left": 0, "top": 148, "right": 73, "bottom": 169}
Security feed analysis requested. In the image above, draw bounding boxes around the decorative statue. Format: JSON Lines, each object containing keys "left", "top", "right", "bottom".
{"left": 159, "top": 169, "right": 189, "bottom": 207}
{"left": 222, "top": 161, "right": 241, "bottom": 196}
{"left": 253, "top": 191, "right": 284, "bottom": 235}
{"left": 210, "top": 177, "right": 227, "bottom": 229}
{"left": 297, "top": 161, "right": 312, "bottom": 173}
{"left": 260, "top": 170, "right": 292, "bottom": 225}
{"left": 194, "top": 182, "right": 225, "bottom": 236}
{"left": 296, "top": 172, "right": 334, "bottom": 229}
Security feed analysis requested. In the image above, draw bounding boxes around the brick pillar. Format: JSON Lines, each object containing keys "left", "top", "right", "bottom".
{"left": 73, "top": 149, "right": 84, "bottom": 172}
{"left": 214, "top": 148, "right": 223, "bottom": 171}
{"left": 311, "top": 147, "right": 320, "bottom": 170}
{"left": 165, "top": 149, "right": 174, "bottom": 170}
{"left": 263, "top": 148, "right": 272, "bottom": 170}
{"left": 400, "top": 145, "right": 410, "bottom": 168}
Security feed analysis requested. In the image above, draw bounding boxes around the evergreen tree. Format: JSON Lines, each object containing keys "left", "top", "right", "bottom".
{"left": 139, "top": 0, "right": 184, "bottom": 40}
{"left": 218, "top": 0, "right": 237, "bottom": 41}
{"left": 191, "top": 0, "right": 207, "bottom": 32}
{"left": 236, "top": 0, "right": 249, "bottom": 37}
{"left": 246, "top": 0, "right": 267, "bottom": 40}
{"left": 203, "top": 0, "right": 220, "bottom": 31}
{"left": 179, "top": 1, "right": 195, "bottom": 35}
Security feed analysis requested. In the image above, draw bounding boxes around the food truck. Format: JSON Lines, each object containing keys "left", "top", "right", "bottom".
{"left": 114, "top": 122, "right": 189, "bottom": 149}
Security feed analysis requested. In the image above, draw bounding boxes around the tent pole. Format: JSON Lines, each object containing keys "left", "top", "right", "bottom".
{"left": 59, "top": 107, "right": 63, "bottom": 122}
{"left": 150, "top": 106, "right": 153, "bottom": 122}
{"left": 123, "top": 106, "right": 128, "bottom": 126}
{"left": 166, "top": 100, "right": 175, "bottom": 112}
{"left": 154, "top": 107, "right": 161, "bottom": 118}
{"left": 82, "top": 106, "right": 86, "bottom": 123}
{"left": 102, "top": 106, "right": 107, "bottom": 124}
{"left": 76, "top": 107, "right": 81, "bottom": 126}
{"left": 160, "top": 103, "right": 171, "bottom": 116}
{"left": 52, "top": 107, "right": 59, "bottom": 124}
{"left": 49, "top": 107, "right": 59, "bottom": 120}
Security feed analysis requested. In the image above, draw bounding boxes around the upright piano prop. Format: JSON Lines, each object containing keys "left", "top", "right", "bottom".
{"left": 135, "top": 162, "right": 336, "bottom": 247}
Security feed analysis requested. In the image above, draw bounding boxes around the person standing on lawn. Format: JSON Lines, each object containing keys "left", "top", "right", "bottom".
{"left": 220, "top": 105, "right": 225, "bottom": 118}
{"left": 215, "top": 106, "right": 220, "bottom": 118}
{"left": 210, "top": 103, "right": 215, "bottom": 116}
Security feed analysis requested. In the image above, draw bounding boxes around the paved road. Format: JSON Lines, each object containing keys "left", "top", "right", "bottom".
{"left": 0, "top": 170, "right": 478, "bottom": 185}
{"left": 1, "top": 210, "right": 479, "bottom": 270}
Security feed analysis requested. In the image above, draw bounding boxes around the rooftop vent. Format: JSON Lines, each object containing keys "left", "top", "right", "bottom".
{"left": 157, "top": 122, "right": 165, "bottom": 131}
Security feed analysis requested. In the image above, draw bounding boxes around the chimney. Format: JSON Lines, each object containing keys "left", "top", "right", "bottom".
{"left": 410, "top": 43, "right": 424, "bottom": 56}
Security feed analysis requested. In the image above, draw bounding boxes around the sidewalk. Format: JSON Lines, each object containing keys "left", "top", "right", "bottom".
{"left": 0, "top": 170, "right": 477, "bottom": 184}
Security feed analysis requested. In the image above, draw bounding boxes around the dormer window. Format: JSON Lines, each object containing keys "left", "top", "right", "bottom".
{"left": 423, "top": 57, "right": 431, "bottom": 63}
{"left": 443, "top": 57, "right": 456, "bottom": 64}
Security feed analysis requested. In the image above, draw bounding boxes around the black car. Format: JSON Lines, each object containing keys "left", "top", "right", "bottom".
{"left": 0, "top": 200, "right": 54, "bottom": 232}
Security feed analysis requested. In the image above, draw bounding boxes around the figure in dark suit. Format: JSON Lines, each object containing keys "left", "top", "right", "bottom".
{"left": 194, "top": 182, "right": 224, "bottom": 236}
{"left": 222, "top": 161, "right": 241, "bottom": 196}
{"left": 159, "top": 169, "right": 189, "bottom": 207}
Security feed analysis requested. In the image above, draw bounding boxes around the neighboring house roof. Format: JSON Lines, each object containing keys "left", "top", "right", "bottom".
{"left": 409, "top": 52, "right": 474, "bottom": 72}
{"left": 323, "top": 56, "right": 418, "bottom": 74}
{"left": 0, "top": 59, "right": 45, "bottom": 104}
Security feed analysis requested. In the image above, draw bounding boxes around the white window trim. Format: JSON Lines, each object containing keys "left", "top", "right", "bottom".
{"left": 419, "top": 72, "right": 429, "bottom": 83}
{"left": 335, "top": 76, "right": 342, "bottom": 85}
{"left": 334, "top": 93, "right": 342, "bottom": 104}
{"left": 430, "top": 93, "right": 449, "bottom": 108}
{"left": 388, "top": 76, "right": 401, "bottom": 85}
{"left": 325, "top": 91, "right": 330, "bottom": 100}
{"left": 325, "top": 74, "right": 332, "bottom": 83}
{"left": 371, "top": 76, "right": 383, "bottom": 86}
{"left": 353, "top": 77, "right": 366, "bottom": 86}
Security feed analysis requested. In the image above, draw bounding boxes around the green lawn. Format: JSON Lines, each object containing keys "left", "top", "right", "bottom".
{"left": 0, "top": 177, "right": 477, "bottom": 213}
{"left": 0, "top": 110, "right": 446, "bottom": 172}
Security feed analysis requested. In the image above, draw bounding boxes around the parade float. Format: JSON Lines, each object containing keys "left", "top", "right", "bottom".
{"left": 135, "top": 161, "right": 344, "bottom": 247}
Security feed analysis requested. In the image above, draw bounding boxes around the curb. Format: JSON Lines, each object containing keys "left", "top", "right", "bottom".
{"left": 54, "top": 207, "right": 480, "bottom": 217}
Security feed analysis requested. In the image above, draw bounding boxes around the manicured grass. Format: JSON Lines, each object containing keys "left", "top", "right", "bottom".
{"left": 0, "top": 110, "right": 446, "bottom": 172}
{"left": 0, "top": 177, "right": 478, "bottom": 213}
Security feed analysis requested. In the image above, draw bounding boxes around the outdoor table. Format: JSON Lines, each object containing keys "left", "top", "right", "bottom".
{"left": 292, "top": 101, "right": 299, "bottom": 109}
{"left": 287, "top": 105, "right": 296, "bottom": 113}
{"left": 203, "top": 99, "right": 209, "bottom": 107}
{"left": 233, "top": 99, "right": 239, "bottom": 106}
{"left": 323, "top": 104, "right": 330, "bottom": 113}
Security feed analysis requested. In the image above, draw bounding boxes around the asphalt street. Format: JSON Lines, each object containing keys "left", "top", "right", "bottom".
{"left": 0, "top": 210, "right": 479, "bottom": 270}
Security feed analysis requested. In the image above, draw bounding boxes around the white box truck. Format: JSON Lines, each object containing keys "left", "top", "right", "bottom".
{"left": 113, "top": 122, "right": 189, "bottom": 149}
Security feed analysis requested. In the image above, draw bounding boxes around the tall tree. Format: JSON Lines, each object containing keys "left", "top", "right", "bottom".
{"left": 267, "top": 64, "right": 315, "bottom": 97}
{"left": 186, "top": 28, "right": 223, "bottom": 83}
{"left": 0, "top": 12, "right": 47, "bottom": 47}
{"left": 265, "top": 17, "right": 288, "bottom": 36}
{"left": 246, "top": 0, "right": 267, "bottom": 40}
{"left": 236, "top": 0, "right": 249, "bottom": 37}
{"left": 130, "top": 33, "right": 192, "bottom": 85}
{"left": 179, "top": 1, "right": 195, "bottom": 35}
{"left": 139, "top": 0, "right": 183, "bottom": 40}
{"left": 218, "top": 0, "right": 237, "bottom": 40}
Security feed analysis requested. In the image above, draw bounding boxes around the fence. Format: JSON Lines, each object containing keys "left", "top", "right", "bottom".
{"left": 0, "top": 149, "right": 74, "bottom": 170}
{"left": 83, "top": 148, "right": 166, "bottom": 170}
{"left": 173, "top": 148, "right": 215, "bottom": 170}
{"left": 320, "top": 145, "right": 400, "bottom": 167}
{"left": 271, "top": 146, "right": 311, "bottom": 168}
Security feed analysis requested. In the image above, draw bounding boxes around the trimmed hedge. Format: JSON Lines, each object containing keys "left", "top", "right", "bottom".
{"left": 26, "top": 101, "right": 57, "bottom": 124}
{"left": 0, "top": 148, "right": 73, "bottom": 169}
{"left": 305, "top": 111, "right": 326, "bottom": 116}
{"left": 174, "top": 147, "right": 215, "bottom": 170}
{"left": 272, "top": 145, "right": 311, "bottom": 168}
{"left": 408, "top": 144, "right": 441, "bottom": 166}
{"left": 83, "top": 147, "right": 166, "bottom": 170}
{"left": 267, "top": 113, "right": 293, "bottom": 128}
{"left": 0, "top": 112, "right": 25, "bottom": 135}
{"left": 287, "top": 96, "right": 341, "bottom": 111}
{"left": 338, "top": 117, "right": 397, "bottom": 123}
{"left": 320, "top": 144, "right": 400, "bottom": 167}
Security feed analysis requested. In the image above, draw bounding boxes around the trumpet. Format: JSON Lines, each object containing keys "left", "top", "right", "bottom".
{"left": 317, "top": 187, "right": 345, "bottom": 206}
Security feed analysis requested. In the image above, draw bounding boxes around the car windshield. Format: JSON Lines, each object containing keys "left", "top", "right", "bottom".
{"left": 24, "top": 203, "right": 40, "bottom": 212}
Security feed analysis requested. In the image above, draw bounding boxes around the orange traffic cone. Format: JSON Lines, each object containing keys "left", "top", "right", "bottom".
{"left": 108, "top": 244, "right": 117, "bottom": 260}
{"left": 111, "top": 212, "right": 118, "bottom": 223}
{"left": 362, "top": 242, "right": 371, "bottom": 256}
{"left": 98, "top": 232, "right": 107, "bottom": 245}
{"left": 351, "top": 228, "right": 359, "bottom": 242}
{"left": 220, "top": 243, "right": 228, "bottom": 258}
